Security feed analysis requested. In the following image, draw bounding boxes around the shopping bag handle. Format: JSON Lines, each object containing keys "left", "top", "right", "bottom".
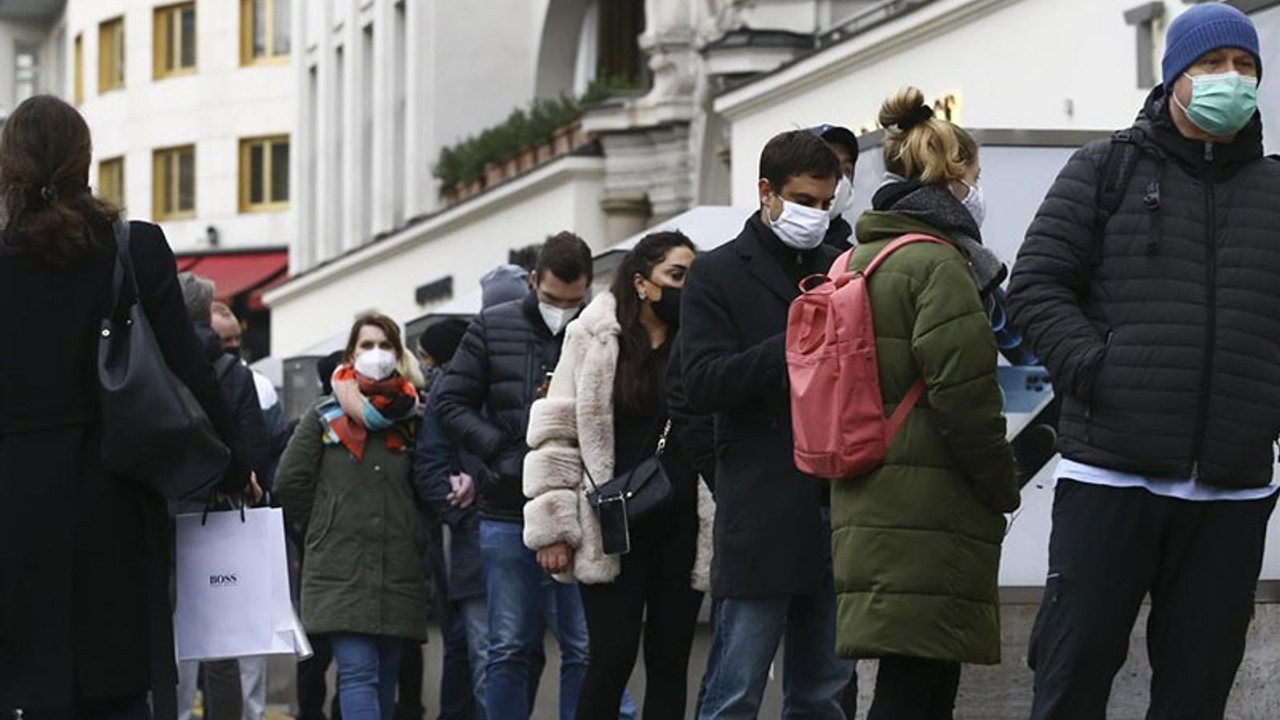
{"left": 200, "top": 495, "right": 248, "bottom": 526}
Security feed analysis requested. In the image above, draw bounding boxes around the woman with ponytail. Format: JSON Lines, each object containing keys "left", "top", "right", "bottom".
{"left": 276, "top": 313, "right": 429, "bottom": 720}
{"left": 830, "top": 87, "right": 1020, "bottom": 719}
{"left": 0, "top": 95, "right": 253, "bottom": 718}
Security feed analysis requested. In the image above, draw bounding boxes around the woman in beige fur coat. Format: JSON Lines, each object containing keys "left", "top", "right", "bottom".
{"left": 523, "top": 232, "right": 715, "bottom": 720}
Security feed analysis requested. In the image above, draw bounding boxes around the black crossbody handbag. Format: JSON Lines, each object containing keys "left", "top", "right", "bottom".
{"left": 98, "top": 221, "right": 231, "bottom": 501}
{"left": 583, "top": 418, "right": 675, "bottom": 554}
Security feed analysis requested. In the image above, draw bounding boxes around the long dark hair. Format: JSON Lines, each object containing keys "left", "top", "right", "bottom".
{"left": 0, "top": 95, "right": 119, "bottom": 264}
{"left": 610, "top": 231, "right": 696, "bottom": 411}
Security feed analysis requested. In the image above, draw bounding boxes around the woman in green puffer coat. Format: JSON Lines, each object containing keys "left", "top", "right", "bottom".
{"left": 832, "top": 86, "right": 1020, "bottom": 719}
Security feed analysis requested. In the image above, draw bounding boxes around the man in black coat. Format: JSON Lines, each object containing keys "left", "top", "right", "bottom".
{"left": 435, "top": 233, "right": 595, "bottom": 720}
{"left": 176, "top": 272, "right": 272, "bottom": 720}
{"left": 680, "top": 129, "right": 854, "bottom": 719}
{"left": 1008, "top": 6, "right": 1280, "bottom": 718}
{"left": 179, "top": 275, "right": 272, "bottom": 489}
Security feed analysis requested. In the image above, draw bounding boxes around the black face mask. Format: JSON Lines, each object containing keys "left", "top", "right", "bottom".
{"left": 225, "top": 346, "right": 242, "bottom": 360}
{"left": 650, "top": 285, "right": 682, "bottom": 327}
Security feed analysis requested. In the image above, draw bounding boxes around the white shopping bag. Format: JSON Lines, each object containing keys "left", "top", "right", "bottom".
{"left": 175, "top": 507, "right": 312, "bottom": 661}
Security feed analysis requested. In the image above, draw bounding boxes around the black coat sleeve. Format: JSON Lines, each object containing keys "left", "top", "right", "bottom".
{"left": 667, "top": 334, "right": 717, "bottom": 491}
{"left": 678, "top": 257, "right": 788, "bottom": 414}
{"left": 1007, "top": 144, "right": 1110, "bottom": 399}
{"left": 226, "top": 362, "right": 273, "bottom": 488}
{"left": 129, "top": 222, "right": 250, "bottom": 492}
{"left": 413, "top": 376, "right": 467, "bottom": 525}
{"left": 434, "top": 314, "right": 509, "bottom": 461}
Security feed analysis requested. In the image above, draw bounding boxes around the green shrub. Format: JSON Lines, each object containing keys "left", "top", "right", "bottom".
{"left": 434, "top": 93, "right": 588, "bottom": 195}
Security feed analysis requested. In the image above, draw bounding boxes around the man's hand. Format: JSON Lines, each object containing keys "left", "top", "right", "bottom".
{"left": 247, "top": 473, "right": 264, "bottom": 505}
{"left": 536, "top": 542, "right": 574, "bottom": 575}
{"left": 447, "top": 473, "right": 475, "bottom": 508}
{"left": 215, "top": 472, "right": 264, "bottom": 507}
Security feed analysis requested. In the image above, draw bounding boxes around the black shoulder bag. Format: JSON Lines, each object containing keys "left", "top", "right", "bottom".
{"left": 583, "top": 419, "right": 675, "bottom": 554}
{"left": 98, "top": 221, "right": 231, "bottom": 501}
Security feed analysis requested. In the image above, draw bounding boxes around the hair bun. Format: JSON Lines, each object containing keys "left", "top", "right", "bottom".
{"left": 878, "top": 86, "right": 929, "bottom": 133}
{"left": 896, "top": 104, "right": 934, "bottom": 132}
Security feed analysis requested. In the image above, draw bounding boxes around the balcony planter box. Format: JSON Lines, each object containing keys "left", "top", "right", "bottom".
{"left": 485, "top": 162, "right": 504, "bottom": 186}
{"left": 553, "top": 125, "right": 574, "bottom": 154}
{"left": 535, "top": 141, "right": 555, "bottom": 164}
{"left": 517, "top": 147, "right": 538, "bottom": 172}
{"left": 569, "top": 122, "right": 589, "bottom": 150}
{"left": 503, "top": 156, "right": 521, "bottom": 178}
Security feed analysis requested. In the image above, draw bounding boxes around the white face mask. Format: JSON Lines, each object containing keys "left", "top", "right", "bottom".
{"left": 766, "top": 197, "right": 830, "bottom": 250}
{"left": 828, "top": 176, "right": 855, "bottom": 220}
{"left": 538, "top": 302, "right": 580, "bottom": 336}
{"left": 354, "top": 348, "right": 398, "bottom": 381}
{"left": 961, "top": 181, "right": 986, "bottom": 228}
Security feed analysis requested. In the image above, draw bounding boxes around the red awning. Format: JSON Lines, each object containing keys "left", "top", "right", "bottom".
{"left": 247, "top": 271, "right": 290, "bottom": 311}
{"left": 178, "top": 251, "right": 288, "bottom": 301}
{"left": 175, "top": 256, "right": 201, "bottom": 272}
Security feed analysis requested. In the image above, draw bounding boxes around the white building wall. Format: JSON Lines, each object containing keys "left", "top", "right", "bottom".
{"left": 67, "top": 0, "right": 295, "bottom": 253}
{"left": 717, "top": 0, "right": 1181, "bottom": 206}
{"left": 266, "top": 157, "right": 608, "bottom": 357}
{"left": 295, "top": 0, "right": 557, "bottom": 273}
{"left": 0, "top": 17, "right": 62, "bottom": 117}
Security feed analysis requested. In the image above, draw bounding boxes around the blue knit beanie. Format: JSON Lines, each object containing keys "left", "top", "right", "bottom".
{"left": 1163, "top": 4, "right": 1261, "bottom": 89}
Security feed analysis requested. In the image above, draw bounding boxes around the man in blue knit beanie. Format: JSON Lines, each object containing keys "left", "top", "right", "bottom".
{"left": 1009, "top": 4, "right": 1280, "bottom": 719}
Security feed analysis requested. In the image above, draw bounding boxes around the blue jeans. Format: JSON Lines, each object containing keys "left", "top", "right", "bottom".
{"left": 697, "top": 573, "right": 853, "bottom": 719}
{"left": 480, "top": 519, "right": 588, "bottom": 720}
{"left": 431, "top": 520, "right": 475, "bottom": 720}
{"left": 459, "top": 596, "right": 489, "bottom": 720}
{"left": 331, "top": 633, "right": 403, "bottom": 720}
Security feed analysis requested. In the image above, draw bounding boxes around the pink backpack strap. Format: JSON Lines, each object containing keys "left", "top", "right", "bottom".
{"left": 885, "top": 379, "right": 927, "bottom": 442}
{"left": 870, "top": 233, "right": 947, "bottom": 442}
{"left": 828, "top": 247, "right": 856, "bottom": 276}
{"left": 863, "top": 233, "right": 950, "bottom": 277}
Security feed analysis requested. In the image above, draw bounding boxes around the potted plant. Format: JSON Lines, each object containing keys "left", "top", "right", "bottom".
{"left": 504, "top": 109, "right": 538, "bottom": 172}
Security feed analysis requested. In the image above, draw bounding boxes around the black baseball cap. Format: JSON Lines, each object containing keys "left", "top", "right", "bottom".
{"left": 810, "top": 124, "right": 859, "bottom": 166}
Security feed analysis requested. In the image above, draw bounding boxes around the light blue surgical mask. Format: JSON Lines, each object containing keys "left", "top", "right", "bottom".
{"left": 1174, "top": 70, "right": 1259, "bottom": 137}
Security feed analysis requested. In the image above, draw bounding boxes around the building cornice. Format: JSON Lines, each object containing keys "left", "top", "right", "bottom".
{"left": 714, "top": 0, "right": 1022, "bottom": 121}
{"left": 263, "top": 154, "right": 606, "bottom": 307}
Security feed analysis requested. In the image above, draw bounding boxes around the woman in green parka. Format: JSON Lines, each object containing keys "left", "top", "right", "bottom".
{"left": 275, "top": 312, "right": 429, "bottom": 720}
{"left": 832, "top": 86, "right": 1021, "bottom": 719}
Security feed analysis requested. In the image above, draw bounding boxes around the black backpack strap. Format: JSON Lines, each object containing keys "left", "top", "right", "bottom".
{"left": 1096, "top": 129, "right": 1143, "bottom": 221}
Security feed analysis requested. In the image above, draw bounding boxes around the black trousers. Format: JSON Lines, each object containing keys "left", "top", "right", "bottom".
{"left": 576, "top": 506, "right": 703, "bottom": 720}
{"left": 395, "top": 640, "right": 424, "bottom": 720}
{"left": 1028, "top": 479, "right": 1277, "bottom": 720}
{"left": 7, "top": 694, "right": 151, "bottom": 720}
{"left": 296, "top": 633, "right": 338, "bottom": 720}
{"left": 866, "top": 655, "right": 960, "bottom": 720}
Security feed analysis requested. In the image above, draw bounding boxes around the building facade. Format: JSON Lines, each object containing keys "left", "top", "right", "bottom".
{"left": 53, "top": 0, "right": 297, "bottom": 357}
{"left": 268, "top": 0, "right": 863, "bottom": 356}
{"left": 0, "top": 0, "right": 67, "bottom": 123}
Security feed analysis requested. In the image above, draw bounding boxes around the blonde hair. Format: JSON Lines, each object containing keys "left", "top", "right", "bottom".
{"left": 879, "top": 86, "right": 976, "bottom": 185}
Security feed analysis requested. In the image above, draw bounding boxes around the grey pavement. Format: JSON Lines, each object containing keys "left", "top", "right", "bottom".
{"left": 265, "top": 601, "right": 1280, "bottom": 719}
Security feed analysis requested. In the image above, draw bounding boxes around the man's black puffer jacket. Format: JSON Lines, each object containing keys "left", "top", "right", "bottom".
{"left": 435, "top": 293, "right": 566, "bottom": 521}
{"left": 1008, "top": 86, "right": 1280, "bottom": 488}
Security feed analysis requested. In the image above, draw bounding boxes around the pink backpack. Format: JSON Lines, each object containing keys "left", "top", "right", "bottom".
{"left": 786, "top": 233, "right": 949, "bottom": 480}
